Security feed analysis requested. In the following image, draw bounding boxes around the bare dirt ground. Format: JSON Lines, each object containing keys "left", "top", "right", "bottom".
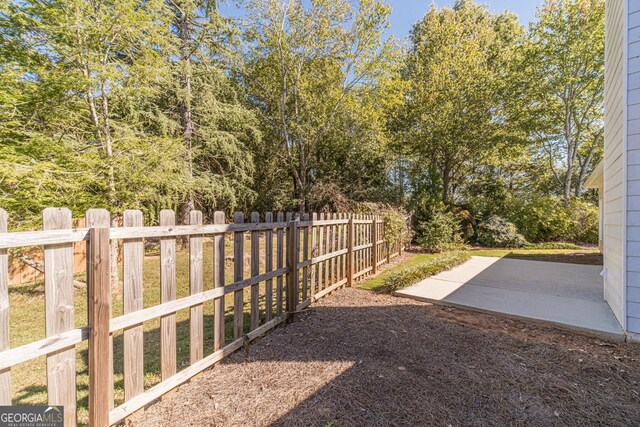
{"left": 128, "top": 287, "right": 640, "bottom": 427}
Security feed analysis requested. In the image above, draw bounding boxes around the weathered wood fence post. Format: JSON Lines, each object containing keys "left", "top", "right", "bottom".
{"left": 371, "top": 217, "right": 378, "bottom": 275}
{"left": 347, "top": 216, "right": 355, "bottom": 287}
{"left": 44, "top": 208, "right": 77, "bottom": 427}
{"left": 88, "top": 227, "right": 111, "bottom": 427}
{"left": 286, "top": 218, "right": 299, "bottom": 322}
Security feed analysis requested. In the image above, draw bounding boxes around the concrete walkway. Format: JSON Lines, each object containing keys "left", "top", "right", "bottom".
{"left": 396, "top": 256, "right": 623, "bottom": 336}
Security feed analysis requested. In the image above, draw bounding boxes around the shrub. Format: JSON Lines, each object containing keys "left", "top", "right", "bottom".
{"left": 476, "top": 215, "right": 527, "bottom": 248}
{"left": 416, "top": 208, "right": 464, "bottom": 252}
{"left": 505, "top": 195, "right": 598, "bottom": 244}
{"left": 383, "top": 251, "right": 471, "bottom": 292}
{"left": 383, "top": 210, "right": 413, "bottom": 251}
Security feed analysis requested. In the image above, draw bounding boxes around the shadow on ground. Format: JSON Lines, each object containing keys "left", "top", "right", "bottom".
{"left": 127, "top": 287, "right": 640, "bottom": 427}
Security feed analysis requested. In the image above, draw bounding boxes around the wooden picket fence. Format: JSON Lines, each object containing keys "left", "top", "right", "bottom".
{"left": 0, "top": 208, "right": 406, "bottom": 426}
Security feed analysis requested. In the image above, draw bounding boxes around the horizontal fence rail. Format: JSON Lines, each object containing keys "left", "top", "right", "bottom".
{"left": 0, "top": 208, "right": 407, "bottom": 426}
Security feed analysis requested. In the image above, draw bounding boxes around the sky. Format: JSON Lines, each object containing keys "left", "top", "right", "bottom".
{"left": 219, "top": 1, "right": 541, "bottom": 41}
{"left": 385, "top": 1, "right": 539, "bottom": 39}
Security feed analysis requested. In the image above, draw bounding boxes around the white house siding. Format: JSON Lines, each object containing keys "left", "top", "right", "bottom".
{"left": 604, "top": 0, "right": 625, "bottom": 328}
{"left": 627, "top": 1, "right": 640, "bottom": 334}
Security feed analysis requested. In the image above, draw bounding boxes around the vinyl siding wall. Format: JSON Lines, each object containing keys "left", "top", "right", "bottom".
{"left": 604, "top": 0, "right": 625, "bottom": 328}
{"left": 627, "top": 1, "right": 640, "bottom": 334}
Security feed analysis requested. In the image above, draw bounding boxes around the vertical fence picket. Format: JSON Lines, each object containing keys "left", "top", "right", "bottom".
{"left": 85, "top": 208, "right": 113, "bottom": 411}
{"left": 329, "top": 213, "right": 335, "bottom": 287}
{"left": 122, "top": 210, "right": 144, "bottom": 401}
{"left": 341, "top": 214, "right": 345, "bottom": 281}
{"left": 286, "top": 219, "right": 298, "bottom": 321}
{"left": 325, "top": 214, "right": 331, "bottom": 288}
{"left": 347, "top": 215, "right": 354, "bottom": 287}
{"left": 276, "top": 212, "right": 284, "bottom": 315}
{"left": 233, "top": 212, "right": 244, "bottom": 339}
{"left": 213, "top": 211, "right": 225, "bottom": 350}
{"left": 317, "top": 213, "right": 324, "bottom": 290}
{"left": 342, "top": 213, "right": 347, "bottom": 280}
{"left": 367, "top": 216, "right": 372, "bottom": 273}
{"left": 364, "top": 216, "right": 369, "bottom": 273}
{"left": 363, "top": 215, "right": 368, "bottom": 275}
{"left": 189, "top": 210, "right": 204, "bottom": 364}
{"left": 362, "top": 215, "right": 366, "bottom": 275}
{"left": 264, "top": 213, "right": 273, "bottom": 321}
{"left": 250, "top": 212, "right": 260, "bottom": 331}
{"left": 0, "top": 209, "right": 9, "bottom": 405}
{"left": 354, "top": 215, "right": 360, "bottom": 279}
{"left": 43, "top": 208, "right": 76, "bottom": 427}
{"left": 159, "top": 210, "right": 176, "bottom": 381}
{"left": 284, "top": 213, "right": 292, "bottom": 310}
{"left": 88, "top": 226, "right": 110, "bottom": 427}
{"left": 310, "top": 213, "right": 317, "bottom": 298}
{"left": 302, "top": 213, "right": 309, "bottom": 302}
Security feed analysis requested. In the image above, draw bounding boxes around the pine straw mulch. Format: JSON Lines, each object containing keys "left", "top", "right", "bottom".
{"left": 128, "top": 287, "right": 640, "bottom": 427}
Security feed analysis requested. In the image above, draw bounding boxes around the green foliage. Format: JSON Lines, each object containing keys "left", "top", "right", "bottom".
{"left": 476, "top": 216, "right": 527, "bottom": 248}
{"left": 0, "top": 0, "right": 605, "bottom": 243}
{"left": 0, "top": 0, "right": 260, "bottom": 226}
{"left": 383, "top": 210, "right": 412, "bottom": 250}
{"left": 505, "top": 195, "right": 598, "bottom": 244}
{"left": 382, "top": 251, "right": 471, "bottom": 292}
{"left": 242, "top": 0, "right": 399, "bottom": 211}
{"left": 400, "top": 0, "right": 524, "bottom": 204}
{"left": 524, "top": 0, "right": 604, "bottom": 198}
{"left": 415, "top": 208, "right": 464, "bottom": 253}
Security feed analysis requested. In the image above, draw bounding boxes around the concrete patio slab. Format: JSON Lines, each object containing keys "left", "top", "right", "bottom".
{"left": 396, "top": 256, "right": 623, "bottom": 336}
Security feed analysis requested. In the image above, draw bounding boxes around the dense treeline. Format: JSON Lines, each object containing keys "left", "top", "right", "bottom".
{"left": 0, "top": 0, "right": 603, "bottom": 244}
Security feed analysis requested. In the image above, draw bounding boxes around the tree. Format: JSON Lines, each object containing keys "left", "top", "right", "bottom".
{"left": 1, "top": 0, "right": 190, "bottom": 288}
{"left": 241, "top": 0, "right": 395, "bottom": 211}
{"left": 525, "top": 0, "right": 604, "bottom": 198}
{"left": 165, "top": 1, "right": 259, "bottom": 225}
{"left": 401, "top": 0, "right": 525, "bottom": 207}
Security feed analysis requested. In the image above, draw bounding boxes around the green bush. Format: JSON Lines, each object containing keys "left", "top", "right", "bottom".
{"left": 476, "top": 215, "right": 527, "bottom": 248}
{"left": 416, "top": 208, "right": 464, "bottom": 252}
{"left": 505, "top": 195, "right": 598, "bottom": 244}
{"left": 383, "top": 251, "right": 471, "bottom": 292}
{"left": 383, "top": 210, "right": 413, "bottom": 250}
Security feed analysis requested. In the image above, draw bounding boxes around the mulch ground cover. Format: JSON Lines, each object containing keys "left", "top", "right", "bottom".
{"left": 128, "top": 287, "right": 639, "bottom": 426}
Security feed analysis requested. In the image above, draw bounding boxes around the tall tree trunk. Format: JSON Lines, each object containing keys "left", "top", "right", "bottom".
{"left": 442, "top": 162, "right": 451, "bottom": 205}
{"left": 178, "top": 4, "right": 195, "bottom": 237}
{"left": 99, "top": 80, "right": 120, "bottom": 293}
{"left": 297, "top": 179, "right": 306, "bottom": 213}
{"left": 575, "top": 138, "right": 600, "bottom": 197}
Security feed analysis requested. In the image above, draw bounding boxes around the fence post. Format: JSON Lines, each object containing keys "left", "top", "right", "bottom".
{"left": 371, "top": 217, "right": 378, "bottom": 275}
{"left": 88, "top": 227, "right": 111, "bottom": 427}
{"left": 286, "top": 219, "right": 299, "bottom": 322}
{"left": 347, "top": 216, "right": 355, "bottom": 287}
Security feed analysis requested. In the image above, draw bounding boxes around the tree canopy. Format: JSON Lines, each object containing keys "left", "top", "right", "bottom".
{"left": 0, "top": 0, "right": 604, "bottom": 243}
